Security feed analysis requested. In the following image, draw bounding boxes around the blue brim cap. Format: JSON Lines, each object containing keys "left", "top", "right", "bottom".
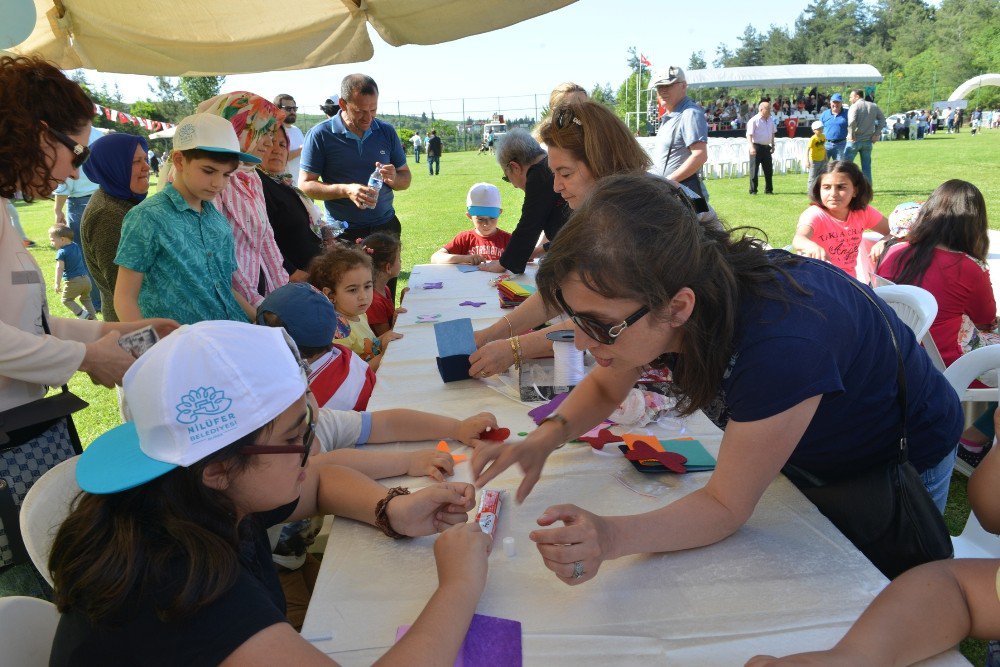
{"left": 76, "top": 421, "right": 178, "bottom": 494}
{"left": 468, "top": 206, "right": 501, "bottom": 218}
{"left": 196, "top": 145, "right": 262, "bottom": 164}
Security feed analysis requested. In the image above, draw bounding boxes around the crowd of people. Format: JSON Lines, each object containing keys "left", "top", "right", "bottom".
{"left": 2, "top": 52, "right": 1000, "bottom": 665}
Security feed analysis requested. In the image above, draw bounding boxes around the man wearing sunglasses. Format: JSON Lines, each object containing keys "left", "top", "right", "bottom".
{"left": 273, "top": 94, "right": 304, "bottom": 179}
{"left": 53, "top": 125, "right": 104, "bottom": 315}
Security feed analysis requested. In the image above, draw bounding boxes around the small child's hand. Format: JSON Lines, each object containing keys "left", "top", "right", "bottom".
{"left": 468, "top": 254, "right": 485, "bottom": 266}
{"left": 378, "top": 331, "right": 403, "bottom": 349}
{"left": 408, "top": 449, "right": 456, "bottom": 481}
{"left": 394, "top": 306, "right": 408, "bottom": 316}
{"left": 399, "top": 287, "right": 409, "bottom": 305}
{"left": 456, "top": 412, "right": 499, "bottom": 446}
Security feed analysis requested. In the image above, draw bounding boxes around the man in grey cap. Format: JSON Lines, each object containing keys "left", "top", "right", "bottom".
{"left": 648, "top": 65, "right": 709, "bottom": 201}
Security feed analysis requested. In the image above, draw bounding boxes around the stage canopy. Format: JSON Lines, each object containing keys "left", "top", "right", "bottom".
{"left": 8, "top": 0, "right": 575, "bottom": 75}
{"left": 684, "top": 64, "right": 883, "bottom": 89}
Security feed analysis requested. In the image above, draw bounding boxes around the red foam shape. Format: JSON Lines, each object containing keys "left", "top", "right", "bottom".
{"left": 579, "top": 428, "right": 625, "bottom": 449}
{"left": 623, "top": 441, "right": 688, "bottom": 473}
{"left": 479, "top": 427, "right": 511, "bottom": 441}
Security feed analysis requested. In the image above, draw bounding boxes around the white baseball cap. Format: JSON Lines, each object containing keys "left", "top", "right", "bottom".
{"left": 811, "top": 120, "right": 824, "bottom": 130}
{"left": 467, "top": 182, "right": 502, "bottom": 218}
{"left": 648, "top": 66, "right": 686, "bottom": 89}
{"left": 172, "top": 113, "right": 261, "bottom": 164}
{"left": 76, "top": 321, "right": 307, "bottom": 494}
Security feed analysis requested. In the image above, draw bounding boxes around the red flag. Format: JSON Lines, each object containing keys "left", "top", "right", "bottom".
{"left": 640, "top": 53, "right": 652, "bottom": 67}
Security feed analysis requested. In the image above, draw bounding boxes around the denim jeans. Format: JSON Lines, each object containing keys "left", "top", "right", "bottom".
{"left": 413, "top": 147, "right": 421, "bottom": 163}
{"left": 427, "top": 155, "right": 440, "bottom": 175}
{"left": 920, "top": 446, "right": 957, "bottom": 513}
{"left": 67, "top": 195, "right": 100, "bottom": 312}
{"left": 825, "top": 141, "right": 846, "bottom": 161}
{"left": 844, "top": 140, "right": 873, "bottom": 185}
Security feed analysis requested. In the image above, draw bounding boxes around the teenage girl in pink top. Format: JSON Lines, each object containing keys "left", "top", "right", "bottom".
{"left": 793, "top": 160, "right": 889, "bottom": 274}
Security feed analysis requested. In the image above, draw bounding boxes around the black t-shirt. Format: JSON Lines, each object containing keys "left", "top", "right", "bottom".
{"left": 258, "top": 173, "right": 323, "bottom": 274}
{"left": 427, "top": 136, "right": 442, "bottom": 157}
{"left": 49, "top": 500, "right": 299, "bottom": 667}
{"left": 498, "top": 158, "right": 569, "bottom": 274}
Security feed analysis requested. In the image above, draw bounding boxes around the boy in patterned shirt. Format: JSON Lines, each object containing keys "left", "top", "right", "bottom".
{"left": 431, "top": 182, "right": 511, "bottom": 265}
{"left": 114, "top": 114, "right": 258, "bottom": 324}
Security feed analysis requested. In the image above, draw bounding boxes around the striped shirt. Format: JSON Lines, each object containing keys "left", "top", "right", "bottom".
{"left": 308, "top": 345, "right": 376, "bottom": 411}
{"left": 216, "top": 170, "right": 289, "bottom": 307}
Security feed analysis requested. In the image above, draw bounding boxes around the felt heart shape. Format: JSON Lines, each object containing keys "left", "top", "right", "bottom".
{"left": 579, "top": 428, "right": 624, "bottom": 450}
{"left": 479, "top": 427, "right": 511, "bottom": 442}
{"left": 623, "top": 441, "right": 688, "bottom": 473}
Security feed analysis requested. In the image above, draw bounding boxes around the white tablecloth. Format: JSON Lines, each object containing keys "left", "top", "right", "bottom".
{"left": 302, "top": 264, "right": 967, "bottom": 666}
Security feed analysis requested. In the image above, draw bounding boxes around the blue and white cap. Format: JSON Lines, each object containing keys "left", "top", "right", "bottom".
{"left": 76, "top": 321, "right": 307, "bottom": 494}
{"left": 467, "top": 182, "right": 502, "bottom": 218}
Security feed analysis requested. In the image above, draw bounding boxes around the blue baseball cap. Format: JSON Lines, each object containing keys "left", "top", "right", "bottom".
{"left": 830, "top": 93, "right": 843, "bottom": 102}
{"left": 76, "top": 322, "right": 307, "bottom": 494}
{"left": 257, "top": 282, "right": 338, "bottom": 349}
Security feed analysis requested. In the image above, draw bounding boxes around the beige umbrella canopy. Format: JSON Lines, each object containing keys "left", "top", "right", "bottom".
{"left": 11, "top": 0, "right": 576, "bottom": 75}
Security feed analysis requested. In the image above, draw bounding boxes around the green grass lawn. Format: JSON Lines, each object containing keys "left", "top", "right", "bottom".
{"left": 11, "top": 130, "right": 1000, "bottom": 661}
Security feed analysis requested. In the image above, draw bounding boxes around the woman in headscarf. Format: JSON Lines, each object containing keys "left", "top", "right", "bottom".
{"left": 257, "top": 124, "right": 324, "bottom": 277}
{"left": 80, "top": 133, "right": 151, "bottom": 323}
{"left": 197, "top": 92, "right": 290, "bottom": 307}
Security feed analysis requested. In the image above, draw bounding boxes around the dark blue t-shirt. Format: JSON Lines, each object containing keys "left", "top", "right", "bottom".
{"left": 300, "top": 113, "right": 407, "bottom": 230}
{"left": 703, "top": 254, "right": 961, "bottom": 476}
{"left": 56, "top": 242, "right": 88, "bottom": 279}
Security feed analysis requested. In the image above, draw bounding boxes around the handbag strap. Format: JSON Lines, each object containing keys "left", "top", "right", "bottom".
{"left": 809, "top": 259, "right": 909, "bottom": 464}
{"left": 40, "top": 310, "right": 72, "bottom": 396}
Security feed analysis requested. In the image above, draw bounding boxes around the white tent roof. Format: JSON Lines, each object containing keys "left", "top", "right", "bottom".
{"left": 11, "top": 0, "right": 575, "bottom": 76}
{"left": 684, "top": 64, "right": 883, "bottom": 89}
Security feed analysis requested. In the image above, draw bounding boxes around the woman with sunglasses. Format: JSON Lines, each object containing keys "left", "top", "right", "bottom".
{"left": 472, "top": 174, "right": 961, "bottom": 584}
{"left": 469, "top": 100, "right": 651, "bottom": 378}
{"left": 50, "top": 321, "right": 492, "bottom": 665}
{"left": 0, "top": 56, "right": 177, "bottom": 586}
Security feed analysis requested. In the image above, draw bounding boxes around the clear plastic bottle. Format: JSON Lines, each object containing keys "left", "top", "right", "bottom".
{"left": 366, "top": 167, "right": 383, "bottom": 209}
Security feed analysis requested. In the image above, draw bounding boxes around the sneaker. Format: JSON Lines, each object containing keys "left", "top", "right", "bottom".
{"left": 23, "top": 239, "right": 36, "bottom": 248}
{"left": 957, "top": 442, "right": 991, "bottom": 469}
{"left": 78, "top": 309, "right": 92, "bottom": 320}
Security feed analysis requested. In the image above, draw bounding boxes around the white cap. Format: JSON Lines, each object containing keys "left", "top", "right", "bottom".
{"left": 811, "top": 120, "right": 824, "bottom": 130}
{"left": 172, "top": 113, "right": 261, "bottom": 164}
{"left": 77, "top": 321, "right": 307, "bottom": 494}
{"left": 467, "top": 182, "right": 502, "bottom": 218}
{"left": 649, "top": 66, "right": 685, "bottom": 89}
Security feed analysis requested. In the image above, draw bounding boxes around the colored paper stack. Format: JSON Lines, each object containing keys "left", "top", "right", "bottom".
{"left": 497, "top": 280, "right": 535, "bottom": 309}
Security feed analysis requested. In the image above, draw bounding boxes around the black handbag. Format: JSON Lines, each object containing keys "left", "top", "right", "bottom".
{"left": 783, "top": 265, "right": 953, "bottom": 580}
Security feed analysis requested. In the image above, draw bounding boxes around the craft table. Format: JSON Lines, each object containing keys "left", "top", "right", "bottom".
{"left": 302, "top": 264, "right": 966, "bottom": 666}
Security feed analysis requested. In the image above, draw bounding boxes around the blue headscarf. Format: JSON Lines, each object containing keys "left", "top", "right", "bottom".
{"left": 82, "top": 133, "right": 150, "bottom": 202}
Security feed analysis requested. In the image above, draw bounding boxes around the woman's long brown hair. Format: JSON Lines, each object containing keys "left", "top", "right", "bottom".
{"left": 537, "top": 173, "right": 801, "bottom": 416}
{"left": 0, "top": 56, "right": 94, "bottom": 201}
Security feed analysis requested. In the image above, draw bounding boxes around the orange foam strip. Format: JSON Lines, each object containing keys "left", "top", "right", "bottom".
{"left": 621, "top": 433, "right": 665, "bottom": 452}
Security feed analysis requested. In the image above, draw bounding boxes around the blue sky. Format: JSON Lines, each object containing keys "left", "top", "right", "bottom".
{"left": 80, "top": 0, "right": 816, "bottom": 122}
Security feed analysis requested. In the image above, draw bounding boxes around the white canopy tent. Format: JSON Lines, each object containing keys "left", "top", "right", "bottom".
{"left": 684, "top": 64, "right": 883, "bottom": 89}
{"left": 9, "top": 0, "right": 575, "bottom": 75}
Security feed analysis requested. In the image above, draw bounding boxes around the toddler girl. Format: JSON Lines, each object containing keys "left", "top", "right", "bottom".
{"left": 308, "top": 246, "right": 400, "bottom": 371}
{"left": 792, "top": 160, "right": 889, "bottom": 275}
{"left": 360, "top": 232, "right": 408, "bottom": 336}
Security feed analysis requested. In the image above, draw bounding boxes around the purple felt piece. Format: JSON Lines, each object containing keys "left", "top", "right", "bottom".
{"left": 527, "top": 392, "right": 569, "bottom": 424}
{"left": 395, "top": 614, "right": 522, "bottom": 666}
{"left": 460, "top": 301, "right": 487, "bottom": 307}
{"left": 423, "top": 282, "right": 443, "bottom": 289}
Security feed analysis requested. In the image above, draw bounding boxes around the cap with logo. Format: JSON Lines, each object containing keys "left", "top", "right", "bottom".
{"left": 257, "top": 283, "right": 338, "bottom": 349}
{"left": 648, "top": 66, "right": 686, "bottom": 89}
{"left": 76, "top": 321, "right": 307, "bottom": 494}
{"left": 467, "top": 182, "right": 502, "bottom": 218}
{"left": 830, "top": 93, "right": 843, "bottom": 103}
{"left": 172, "top": 113, "right": 261, "bottom": 164}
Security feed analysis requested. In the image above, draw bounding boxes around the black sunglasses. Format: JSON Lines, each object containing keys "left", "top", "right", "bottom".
{"left": 241, "top": 403, "right": 316, "bottom": 467}
{"left": 48, "top": 127, "right": 90, "bottom": 169}
{"left": 554, "top": 288, "right": 649, "bottom": 345}
{"left": 555, "top": 108, "right": 583, "bottom": 130}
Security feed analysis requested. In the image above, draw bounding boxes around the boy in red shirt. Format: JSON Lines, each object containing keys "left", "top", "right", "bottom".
{"left": 431, "top": 183, "right": 511, "bottom": 265}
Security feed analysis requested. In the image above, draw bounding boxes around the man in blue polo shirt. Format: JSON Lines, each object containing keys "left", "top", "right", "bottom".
{"left": 647, "top": 66, "right": 709, "bottom": 202}
{"left": 820, "top": 93, "right": 849, "bottom": 161}
{"left": 299, "top": 74, "right": 411, "bottom": 252}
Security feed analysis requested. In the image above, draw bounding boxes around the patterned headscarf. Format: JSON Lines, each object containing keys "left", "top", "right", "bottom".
{"left": 196, "top": 91, "right": 285, "bottom": 159}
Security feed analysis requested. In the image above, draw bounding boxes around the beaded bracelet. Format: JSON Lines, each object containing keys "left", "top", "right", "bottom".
{"left": 375, "top": 486, "right": 410, "bottom": 539}
{"left": 508, "top": 336, "right": 522, "bottom": 370}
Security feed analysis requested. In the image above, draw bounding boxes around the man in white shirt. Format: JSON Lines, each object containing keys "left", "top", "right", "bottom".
{"left": 746, "top": 101, "right": 776, "bottom": 195}
{"left": 411, "top": 131, "right": 423, "bottom": 163}
{"left": 273, "top": 94, "right": 305, "bottom": 179}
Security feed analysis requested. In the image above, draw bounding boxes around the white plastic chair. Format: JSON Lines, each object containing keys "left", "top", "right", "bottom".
{"left": 873, "top": 284, "right": 938, "bottom": 340}
{"left": 19, "top": 457, "right": 80, "bottom": 587}
{"left": 941, "top": 346, "right": 1000, "bottom": 402}
{"left": 0, "top": 596, "right": 60, "bottom": 666}
{"left": 953, "top": 509, "right": 1000, "bottom": 559}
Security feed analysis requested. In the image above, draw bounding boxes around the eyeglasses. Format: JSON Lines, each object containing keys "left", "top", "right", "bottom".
{"left": 47, "top": 128, "right": 90, "bottom": 169}
{"left": 555, "top": 108, "right": 583, "bottom": 130}
{"left": 241, "top": 403, "right": 315, "bottom": 467}
{"left": 501, "top": 161, "right": 514, "bottom": 183}
{"left": 280, "top": 106, "right": 298, "bottom": 112}
{"left": 554, "top": 288, "right": 649, "bottom": 345}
